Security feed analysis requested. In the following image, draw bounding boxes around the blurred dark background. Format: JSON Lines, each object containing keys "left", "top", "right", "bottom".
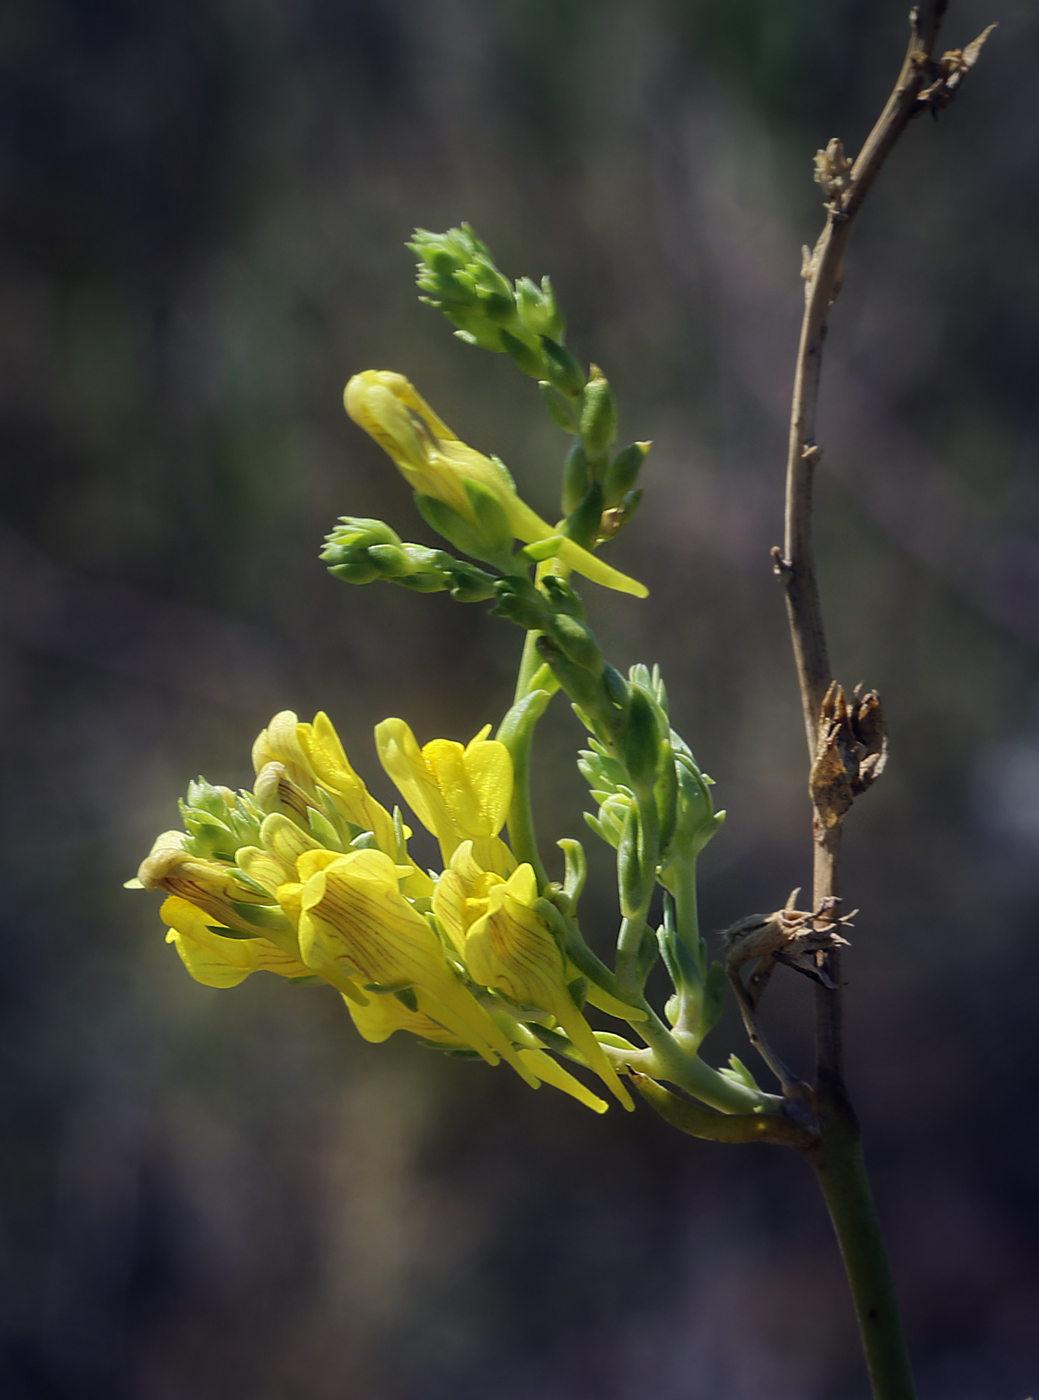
{"left": 1, "top": 1, "right": 1037, "bottom": 1396}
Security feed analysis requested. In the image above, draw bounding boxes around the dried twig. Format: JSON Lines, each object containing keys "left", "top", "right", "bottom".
{"left": 772, "top": 0, "right": 991, "bottom": 1092}
{"left": 765, "top": 7, "right": 993, "bottom": 1398}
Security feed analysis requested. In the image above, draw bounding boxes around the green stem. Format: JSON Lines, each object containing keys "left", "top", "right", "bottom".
{"left": 630, "top": 1004, "right": 771, "bottom": 1114}
{"left": 671, "top": 854, "right": 699, "bottom": 952}
{"left": 634, "top": 1074, "right": 814, "bottom": 1148}
{"left": 669, "top": 854, "right": 707, "bottom": 1038}
{"left": 614, "top": 908, "right": 649, "bottom": 999}
{"left": 514, "top": 629, "right": 545, "bottom": 702}
{"left": 804, "top": 1086, "right": 916, "bottom": 1400}
{"left": 496, "top": 687, "right": 553, "bottom": 889}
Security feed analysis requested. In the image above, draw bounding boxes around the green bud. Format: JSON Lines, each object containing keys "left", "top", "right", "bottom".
{"left": 327, "top": 555, "right": 382, "bottom": 585}
{"left": 654, "top": 745, "right": 679, "bottom": 854}
{"left": 441, "top": 561, "right": 499, "bottom": 602}
{"left": 541, "top": 383, "right": 579, "bottom": 433}
{"left": 579, "top": 370, "right": 618, "bottom": 455}
{"left": 535, "top": 634, "right": 605, "bottom": 715}
{"left": 180, "top": 811, "right": 235, "bottom": 861}
{"left": 620, "top": 690, "right": 662, "bottom": 790}
{"left": 366, "top": 543, "right": 415, "bottom": 578}
{"left": 451, "top": 318, "right": 505, "bottom": 352}
{"left": 618, "top": 804, "right": 654, "bottom": 918}
{"left": 601, "top": 663, "right": 630, "bottom": 716}
{"left": 397, "top": 570, "right": 450, "bottom": 594}
{"left": 475, "top": 288, "right": 517, "bottom": 324}
{"left": 540, "top": 575, "right": 584, "bottom": 619}
{"left": 602, "top": 442, "right": 649, "bottom": 509}
{"left": 500, "top": 328, "right": 545, "bottom": 377}
{"left": 548, "top": 614, "right": 603, "bottom": 675}
{"left": 563, "top": 481, "right": 605, "bottom": 551}
{"left": 561, "top": 439, "right": 590, "bottom": 515}
{"left": 540, "top": 337, "right": 586, "bottom": 398}
{"left": 723, "top": 1054, "right": 761, "bottom": 1093}
{"left": 471, "top": 258, "right": 514, "bottom": 302}
{"left": 491, "top": 577, "right": 552, "bottom": 631}
{"left": 324, "top": 516, "right": 403, "bottom": 550}
{"left": 577, "top": 742, "right": 628, "bottom": 794}
{"left": 673, "top": 754, "right": 722, "bottom": 854}
{"left": 516, "top": 275, "right": 565, "bottom": 341}
{"left": 322, "top": 518, "right": 408, "bottom": 580}
{"left": 519, "top": 534, "right": 567, "bottom": 564}
{"left": 307, "top": 806, "right": 346, "bottom": 852}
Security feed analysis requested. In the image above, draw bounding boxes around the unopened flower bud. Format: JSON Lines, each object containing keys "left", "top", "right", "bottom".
{"left": 564, "top": 480, "right": 605, "bottom": 551}
{"left": 492, "top": 577, "right": 553, "bottom": 631}
{"left": 579, "top": 369, "right": 617, "bottom": 455}
{"left": 549, "top": 614, "right": 603, "bottom": 675}
{"left": 602, "top": 442, "right": 650, "bottom": 509}
{"left": 620, "top": 689, "right": 664, "bottom": 790}
{"left": 540, "top": 382, "right": 579, "bottom": 433}
{"left": 561, "top": 440, "right": 591, "bottom": 515}
{"left": 540, "top": 337, "right": 586, "bottom": 398}
{"left": 540, "top": 576, "right": 584, "bottom": 619}
{"left": 500, "top": 328, "right": 545, "bottom": 377}
{"left": 515, "top": 275, "right": 565, "bottom": 341}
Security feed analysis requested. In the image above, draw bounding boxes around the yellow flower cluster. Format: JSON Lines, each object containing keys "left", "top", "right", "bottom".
{"left": 134, "top": 710, "right": 633, "bottom": 1113}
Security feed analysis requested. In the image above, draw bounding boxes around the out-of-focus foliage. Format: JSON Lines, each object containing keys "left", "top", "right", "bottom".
{"left": 1, "top": 1, "right": 1038, "bottom": 1397}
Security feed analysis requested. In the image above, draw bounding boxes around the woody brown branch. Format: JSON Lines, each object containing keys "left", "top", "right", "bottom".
{"left": 774, "top": 0, "right": 991, "bottom": 1089}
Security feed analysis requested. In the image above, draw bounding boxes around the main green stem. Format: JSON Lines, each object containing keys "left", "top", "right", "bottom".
{"left": 803, "top": 1085, "right": 916, "bottom": 1400}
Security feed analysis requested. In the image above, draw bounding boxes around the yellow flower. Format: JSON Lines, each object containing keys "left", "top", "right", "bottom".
{"left": 137, "top": 832, "right": 280, "bottom": 937}
{"left": 253, "top": 709, "right": 397, "bottom": 853}
{"left": 161, "top": 895, "right": 314, "bottom": 989}
{"left": 254, "top": 710, "right": 433, "bottom": 901}
{"left": 460, "top": 862, "right": 635, "bottom": 1110}
{"left": 375, "top": 718, "right": 515, "bottom": 876}
{"left": 344, "top": 370, "right": 647, "bottom": 598}
{"left": 284, "top": 846, "right": 538, "bottom": 1084}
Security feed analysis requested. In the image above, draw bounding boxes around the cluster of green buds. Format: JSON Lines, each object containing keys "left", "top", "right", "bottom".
{"left": 410, "top": 223, "right": 565, "bottom": 364}
{"left": 410, "top": 225, "right": 649, "bottom": 540}
{"left": 322, "top": 517, "right": 499, "bottom": 602}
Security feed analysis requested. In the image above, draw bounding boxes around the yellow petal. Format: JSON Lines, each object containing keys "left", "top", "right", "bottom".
{"left": 375, "top": 718, "right": 444, "bottom": 837}
{"left": 236, "top": 846, "right": 295, "bottom": 897}
{"left": 460, "top": 735, "right": 513, "bottom": 834}
{"left": 432, "top": 841, "right": 504, "bottom": 954}
{"left": 260, "top": 812, "right": 321, "bottom": 866}
{"left": 343, "top": 990, "right": 468, "bottom": 1047}
{"left": 252, "top": 710, "right": 309, "bottom": 777}
{"left": 298, "top": 711, "right": 398, "bottom": 851}
{"left": 516, "top": 1049, "right": 609, "bottom": 1114}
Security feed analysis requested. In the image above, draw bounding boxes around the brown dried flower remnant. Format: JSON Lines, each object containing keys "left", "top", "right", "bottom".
{"left": 810, "top": 683, "right": 888, "bottom": 830}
